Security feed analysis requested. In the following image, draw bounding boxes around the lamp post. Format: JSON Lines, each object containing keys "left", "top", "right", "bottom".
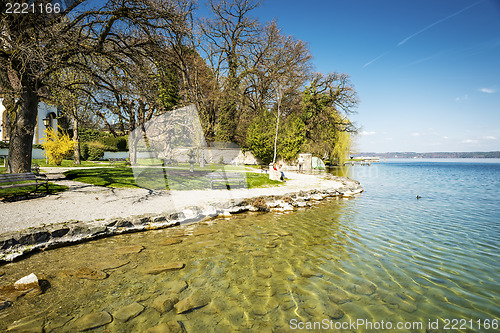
{"left": 42, "top": 117, "right": 50, "bottom": 128}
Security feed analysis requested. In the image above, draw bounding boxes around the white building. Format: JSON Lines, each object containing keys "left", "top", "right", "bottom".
{"left": 0, "top": 98, "right": 58, "bottom": 144}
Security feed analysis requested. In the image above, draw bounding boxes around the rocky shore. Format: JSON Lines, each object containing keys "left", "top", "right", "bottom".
{"left": 0, "top": 173, "right": 362, "bottom": 262}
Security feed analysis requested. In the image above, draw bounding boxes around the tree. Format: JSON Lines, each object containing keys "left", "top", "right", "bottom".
{"left": 200, "top": 0, "right": 261, "bottom": 142}
{"left": 0, "top": 0, "right": 186, "bottom": 172}
{"left": 301, "top": 73, "right": 359, "bottom": 158}
{"left": 242, "top": 21, "right": 312, "bottom": 161}
{"left": 48, "top": 66, "right": 97, "bottom": 165}
{"left": 246, "top": 111, "right": 274, "bottom": 164}
{"left": 278, "top": 115, "right": 306, "bottom": 162}
{"left": 331, "top": 129, "right": 352, "bottom": 165}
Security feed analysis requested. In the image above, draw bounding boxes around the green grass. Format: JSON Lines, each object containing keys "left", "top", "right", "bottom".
{"left": 32, "top": 159, "right": 127, "bottom": 168}
{"left": 0, "top": 183, "right": 68, "bottom": 200}
{"left": 64, "top": 167, "right": 282, "bottom": 190}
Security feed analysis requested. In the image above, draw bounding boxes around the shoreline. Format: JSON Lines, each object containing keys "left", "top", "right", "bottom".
{"left": 0, "top": 171, "right": 362, "bottom": 262}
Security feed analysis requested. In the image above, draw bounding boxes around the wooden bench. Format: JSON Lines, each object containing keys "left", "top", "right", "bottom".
{"left": 108, "top": 158, "right": 127, "bottom": 165}
{"left": 0, "top": 172, "right": 49, "bottom": 193}
{"left": 206, "top": 172, "right": 246, "bottom": 189}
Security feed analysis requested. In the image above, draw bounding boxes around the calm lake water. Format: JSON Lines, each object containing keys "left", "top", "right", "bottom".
{"left": 1, "top": 159, "right": 499, "bottom": 332}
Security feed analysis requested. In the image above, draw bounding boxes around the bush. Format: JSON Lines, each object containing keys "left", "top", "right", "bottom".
{"left": 80, "top": 143, "right": 88, "bottom": 161}
{"left": 79, "top": 128, "right": 106, "bottom": 142}
{"left": 100, "top": 136, "right": 128, "bottom": 152}
{"left": 41, "top": 127, "right": 75, "bottom": 165}
{"left": 87, "top": 141, "right": 105, "bottom": 161}
{"left": 79, "top": 128, "right": 128, "bottom": 152}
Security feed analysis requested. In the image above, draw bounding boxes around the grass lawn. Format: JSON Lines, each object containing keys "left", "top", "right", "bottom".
{"left": 64, "top": 167, "right": 282, "bottom": 190}
{"left": 32, "top": 159, "right": 128, "bottom": 168}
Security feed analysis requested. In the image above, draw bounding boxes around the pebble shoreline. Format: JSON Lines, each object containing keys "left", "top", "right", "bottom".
{"left": 0, "top": 177, "right": 362, "bottom": 262}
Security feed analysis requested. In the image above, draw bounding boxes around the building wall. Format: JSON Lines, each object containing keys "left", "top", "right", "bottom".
{"left": 0, "top": 98, "right": 57, "bottom": 144}
{"left": 103, "top": 148, "right": 261, "bottom": 165}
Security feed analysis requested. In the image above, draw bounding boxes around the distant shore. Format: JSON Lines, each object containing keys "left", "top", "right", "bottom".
{"left": 0, "top": 171, "right": 362, "bottom": 262}
{"left": 356, "top": 151, "right": 500, "bottom": 159}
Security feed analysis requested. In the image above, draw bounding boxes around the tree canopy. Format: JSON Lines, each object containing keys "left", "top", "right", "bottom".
{"left": 1, "top": 0, "right": 359, "bottom": 171}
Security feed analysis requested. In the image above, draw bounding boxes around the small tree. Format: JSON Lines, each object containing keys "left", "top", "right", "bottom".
{"left": 278, "top": 115, "right": 306, "bottom": 162}
{"left": 41, "top": 127, "right": 75, "bottom": 166}
{"left": 246, "top": 112, "right": 275, "bottom": 165}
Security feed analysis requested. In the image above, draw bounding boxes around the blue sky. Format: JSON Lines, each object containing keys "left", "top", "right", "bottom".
{"left": 250, "top": 0, "right": 500, "bottom": 153}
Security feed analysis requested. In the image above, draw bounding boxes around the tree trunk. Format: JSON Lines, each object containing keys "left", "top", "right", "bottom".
{"left": 128, "top": 112, "right": 137, "bottom": 165}
{"left": 272, "top": 89, "right": 282, "bottom": 164}
{"left": 72, "top": 116, "right": 81, "bottom": 165}
{"left": 8, "top": 85, "right": 38, "bottom": 173}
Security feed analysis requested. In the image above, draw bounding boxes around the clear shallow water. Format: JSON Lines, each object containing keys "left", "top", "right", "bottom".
{"left": 0, "top": 159, "right": 499, "bottom": 332}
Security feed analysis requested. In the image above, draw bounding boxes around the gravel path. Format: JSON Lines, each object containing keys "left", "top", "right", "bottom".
{"left": 0, "top": 168, "right": 345, "bottom": 235}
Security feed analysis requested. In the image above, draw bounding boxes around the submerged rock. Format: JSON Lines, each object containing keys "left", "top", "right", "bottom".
{"left": 160, "top": 239, "right": 183, "bottom": 246}
{"left": 300, "top": 269, "right": 320, "bottom": 278}
{"left": 328, "top": 288, "right": 351, "bottom": 304}
{"left": 144, "top": 321, "right": 184, "bottom": 333}
{"left": 73, "top": 311, "right": 112, "bottom": 331}
{"left": 113, "top": 302, "right": 144, "bottom": 322}
{"left": 152, "top": 295, "right": 178, "bottom": 314}
{"left": 94, "top": 259, "right": 130, "bottom": 271}
{"left": 192, "top": 228, "right": 219, "bottom": 236}
{"left": 0, "top": 273, "right": 42, "bottom": 302}
{"left": 256, "top": 269, "right": 272, "bottom": 278}
{"left": 6, "top": 316, "right": 45, "bottom": 332}
{"left": 44, "top": 315, "right": 74, "bottom": 331}
{"left": 163, "top": 280, "right": 188, "bottom": 294}
{"left": 0, "top": 286, "right": 34, "bottom": 302}
{"left": 325, "top": 303, "right": 345, "bottom": 320}
{"left": 74, "top": 268, "right": 108, "bottom": 280}
{"left": 115, "top": 245, "right": 145, "bottom": 255}
{"left": 0, "top": 300, "right": 12, "bottom": 310}
{"left": 14, "top": 273, "right": 39, "bottom": 290}
{"left": 144, "top": 262, "right": 185, "bottom": 275}
{"left": 174, "top": 292, "right": 210, "bottom": 314}
{"left": 354, "top": 281, "right": 377, "bottom": 296}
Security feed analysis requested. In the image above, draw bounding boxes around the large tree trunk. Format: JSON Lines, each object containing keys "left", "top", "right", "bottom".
{"left": 128, "top": 112, "right": 137, "bottom": 165}
{"left": 72, "top": 116, "right": 81, "bottom": 165}
{"left": 8, "top": 85, "right": 38, "bottom": 173}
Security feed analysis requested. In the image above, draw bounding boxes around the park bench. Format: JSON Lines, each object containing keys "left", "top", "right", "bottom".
{"left": 206, "top": 172, "right": 246, "bottom": 189}
{"left": 108, "top": 158, "right": 127, "bottom": 165}
{"left": 0, "top": 172, "right": 49, "bottom": 194}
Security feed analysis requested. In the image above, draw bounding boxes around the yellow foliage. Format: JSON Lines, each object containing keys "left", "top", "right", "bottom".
{"left": 332, "top": 130, "right": 351, "bottom": 165}
{"left": 42, "top": 127, "right": 75, "bottom": 165}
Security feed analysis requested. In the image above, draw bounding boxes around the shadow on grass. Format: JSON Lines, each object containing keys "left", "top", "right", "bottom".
{"left": 64, "top": 167, "right": 282, "bottom": 191}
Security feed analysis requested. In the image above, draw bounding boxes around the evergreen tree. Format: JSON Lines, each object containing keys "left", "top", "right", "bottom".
{"left": 246, "top": 112, "right": 275, "bottom": 164}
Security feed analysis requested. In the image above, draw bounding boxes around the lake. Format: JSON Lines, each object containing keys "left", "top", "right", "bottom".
{"left": 0, "top": 159, "right": 499, "bottom": 332}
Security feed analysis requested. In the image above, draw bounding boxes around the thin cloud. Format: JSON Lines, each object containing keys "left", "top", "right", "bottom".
{"left": 462, "top": 139, "right": 479, "bottom": 144}
{"left": 411, "top": 132, "right": 421, "bottom": 137}
{"left": 363, "top": 0, "right": 484, "bottom": 68}
{"left": 483, "top": 136, "right": 497, "bottom": 140}
{"left": 455, "top": 94, "right": 468, "bottom": 102}
{"left": 398, "top": 1, "right": 483, "bottom": 46}
{"left": 360, "top": 131, "right": 376, "bottom": 136}
{"left": 479, "top": 87, "right": 496, "bottom": 94}
{"left": 363, "top": 51, "right": 391, "bottom": 68}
